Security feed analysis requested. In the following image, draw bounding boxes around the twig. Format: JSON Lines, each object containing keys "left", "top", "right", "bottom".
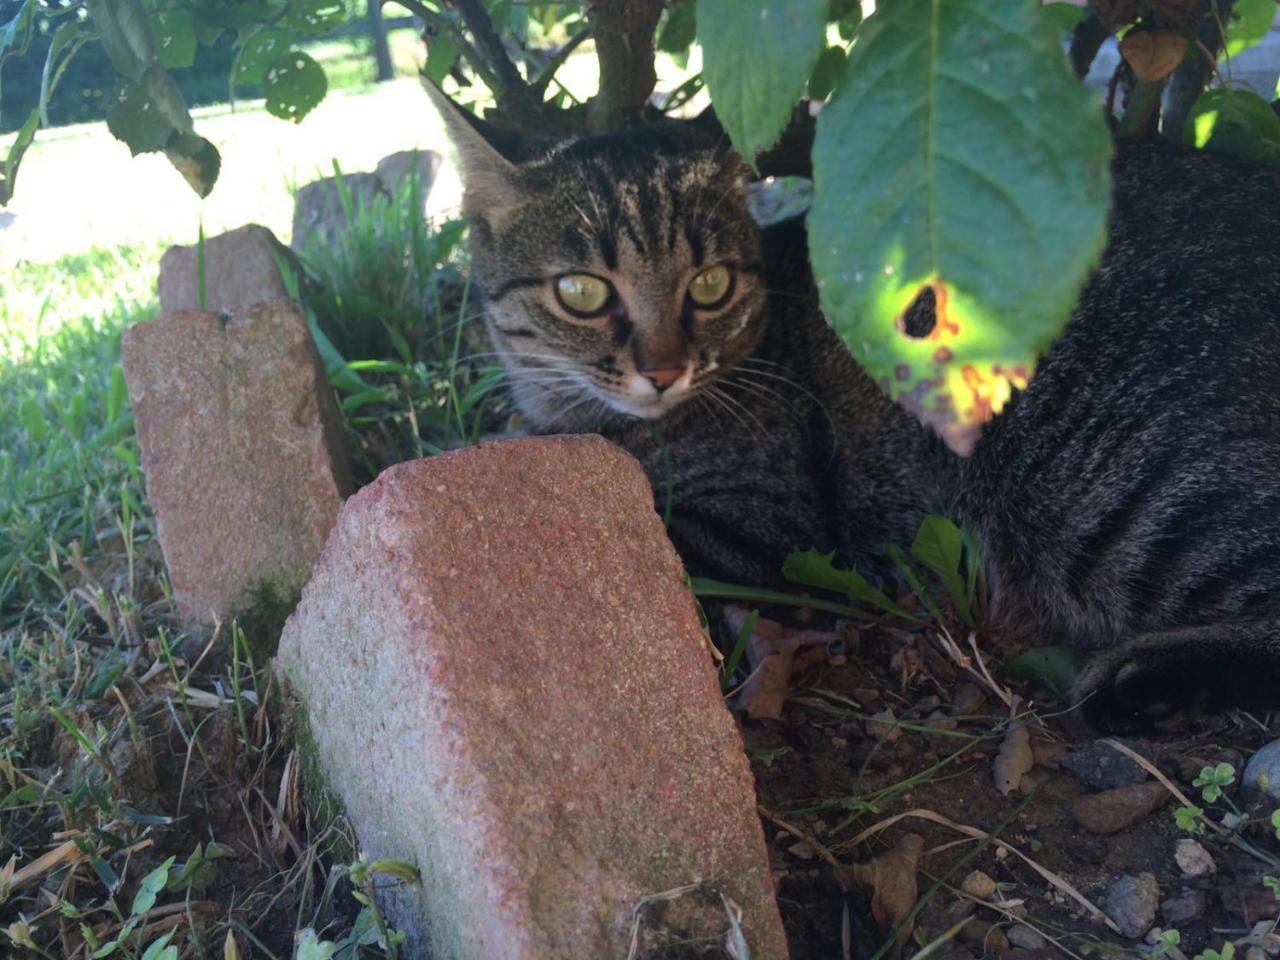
{"left": 392, "top": 0, "right": 503, "bottom": 95}
{"left": 451, "top": 0, "right": 525, "bottom": 93}
{"left": 757, "top": 803, "right": 845, "bottom": 875}
{"left": 529, "top": 25, "right": 591, "bottom": 97}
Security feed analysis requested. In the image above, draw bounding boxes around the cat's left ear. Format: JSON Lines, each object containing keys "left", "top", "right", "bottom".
{"left": 421, "top": 77, "right": 523, "bottom": 222}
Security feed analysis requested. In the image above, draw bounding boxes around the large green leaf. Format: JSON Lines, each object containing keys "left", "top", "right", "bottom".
{"left": 234, "top": 29, "right": 293, "bottom": 86}
{"left": 282, "top": 0, "right": 346, "bottom": 37}
{"left": 264, "top": 50, "right": 327, "bottom": 122}
{"left": 153, "top": 9, "right": 197, "bottom": 69}
{"left": 0, "top": 0, "right": 38, "bottom": 103}
{"left": 809, "top": 0, "right": 1112, "bottom": 455}
{"left": 1184, "top": 88, "right": 1280, "bottom": 166}
{"left": 1225, "top": 0, "right": 1276, "bottom": 58}
{"left": 698, "top": 0, "right": 827, "bottom": 159}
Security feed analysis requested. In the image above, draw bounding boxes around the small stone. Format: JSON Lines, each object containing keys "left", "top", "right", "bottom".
{"left": 277, "top": 436, "right": 788, "bottom": 959}
{"left": 1160, "top": 888, "right": 1206, "bottom": 926}
{"left": 158, "top": 224, "right": 304, "bottom": 314}
{"left": 1249, "top": 921, "right": 1280, "bottom": 955}
{"left": 1061, "top": 739, "right": 1150, "bottom": 790}
{"left": 1247, "top": 948, "right": 1268, "bottom": 960}
{"left": 1007, "top": 925, "right": 1047, "bottom": 950}
{"left": 961, "top": 919, "right": 1010, "bottom": 954}
{"left": 867, "top": 707, "right": 902, "bottom": 743}
{"left": 951, "top": 682, "right": 986, "bottom": 715}
{"left": 960, "top": 870, "right": 998, "bottom": 900}
{"left": 1072, "top": 782, "right": 1170, "bottom": 834}
{"left": 787, "top": 841, "right": 816, "bottom": 860}
{"left": 1175, "top": 838, "right": 1216, "bottom": 877}
{"left": 852, "top": 687, "right": 881, "bottom": 707}
{"left": 291, "top": 172, "right": 388, "bottom": 253}
{"left": 373, "top": 148, "right": 440, "bottom": 197}
{"left": 1243, "top": 740, "right": 1280, "bottom": 800}
{"left": 1105, "top": 872, "right": 1159, "bottom": 939}
{"left": 123, "top": 302, "right": 351, "bottom": 626}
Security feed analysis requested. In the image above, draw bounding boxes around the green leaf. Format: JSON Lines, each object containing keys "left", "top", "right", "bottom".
{"left": 234, "top": 29, "right": 293, "bottom": 86}
{"left": 154, "top": 10, "right": 197, "bottom": 69}
{"left": 1042, "top": 2, "right": 1084, "bottom": 33}
{"left": 698, "top": 0, "right": 827, "bottom": 158}
{"left": 130, "top": 856, "right": 175, "bottom": 916}
{"left": 282, "top": 0, "right": 347, "bottom": 37}
{"left": 425, "top": 31, "right": 459, "bottom": 85}
{"left": 827, "top": 0, "right": 861, "bottom": 19}
{"left": 295, "top": 929, "right": 338, "bottom": 960}
{"left": 689, "top": 576, "right": 872, "bottom": 619}
{"left": 1184, "top": 88, "right": 1280, "bottom": 166}
{"left": 107, "top": 78, "right": 174, "bottom": 155}
{"left": 140, "top": 931, "right": 175, "bottom": 960}
{"left": 657, "top": 0, "right": 697, "bottom": 54}
{"left": 1005, "top": 646, "right": 1084, "bottom": 698}
{"left": 0, "top": 107, "right": 38, "bottom": 206}
{"left": 264, "top": 50, "right": 327, "bottom": 123}
{"left": 106, "top": 365, "right": 128, "bottom": 423}
{"left": 808, "top": 45, "right": 847, "bottom": 101}
{"left": 1225, "top": 0, "right": 1276, "bottom": 58}
{"left": 809, "top": 0, "right": 1113, "bottom": 455}
{"left": 782, "top": 548, "right": 912, "bottom": 618}
{"left": 884, "top": 543, "right": 946, "bottom": 623}
{"left": 0, "top": 0, "right": 37, "bottom": 67}
{"left": 910, "top": 514, "right": 972, "bottom": 624}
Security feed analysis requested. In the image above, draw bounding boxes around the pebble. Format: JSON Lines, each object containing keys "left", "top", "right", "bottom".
{"left": 1243, "top": 740, "right": 1280, "bottom": 800}
{"left": 951, "top": 682, "right": 987, "bottom": 715}
{"left": 1073, "top": 782, "right": 1170, "bottom": 834}
{"left": 1105, "top": 872, "right": 1159, "bottom": 939}
{"left": 961, "top": 919, "right": 1010, "bottom": 954}
{"left": 1160, "top": 888, "right": 1206, "bottom": 926}
{"left": 1247, "top": 948, "right": 1269, "bottom": 960}
{"left": 1007, "top": 925, "right": 1048, "bottom": 950}
{"left": 1061, "top": 739, "right": 1150, "bottom": 790}
{"left": 787, "top": 840, "right": 816, "bottom": 860}
{"left": 960, "top": 869, "right": 998, "bottom": 900}
{"left": 1174, "top": 838, "right": 1216, "bottom": 877}
{"left": 1250, "top": 921, "right": 1280, "bottom": 956}
{"left": 866, "top": 707, "right": 902, "bottom": 743}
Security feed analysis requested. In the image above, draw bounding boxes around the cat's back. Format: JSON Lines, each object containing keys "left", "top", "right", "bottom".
{"left": 965, "top": 142, "right": 1280, "bottom": 644}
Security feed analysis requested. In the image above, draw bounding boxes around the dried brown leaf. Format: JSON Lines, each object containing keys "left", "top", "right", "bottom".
{"left": 993, "top": 722, "right": 1033, "bottom": 795}
{"left": 845, "top": 832, "right": 925, "bottom": 946}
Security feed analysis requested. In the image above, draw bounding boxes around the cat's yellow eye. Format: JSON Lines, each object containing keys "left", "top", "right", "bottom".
{"left": 555, "top": 273, "right": 613, "bottom": 317}
{"left": 688, "top": 265, "right": 733, "bottom": 308}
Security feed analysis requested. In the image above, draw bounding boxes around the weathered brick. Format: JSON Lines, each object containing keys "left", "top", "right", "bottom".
{"left": 278, "top": 435, "right": 788, "bottom": 959}
{"left": 123, "top": 300, "right": 350, "bottom": 626}
{"left": 157, "top": 224, "right": 303, "bottom": 315}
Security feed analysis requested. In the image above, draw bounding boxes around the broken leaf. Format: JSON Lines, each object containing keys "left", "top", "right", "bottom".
{"left": 994, "top": 722, "right": 1034, "bottom": 796}
{"left": 809, "top": 0, "right": 1112, "bottom": 454}
{"left": 845, "top": 832, "right": 925, "bottom": 946}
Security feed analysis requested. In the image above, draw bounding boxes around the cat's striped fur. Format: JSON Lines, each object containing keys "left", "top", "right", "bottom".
{"left": 430, "top": 86, "right": 1280, "bottom": 729}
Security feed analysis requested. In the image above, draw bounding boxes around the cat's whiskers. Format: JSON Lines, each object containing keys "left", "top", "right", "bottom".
{"left": 733, "top": 361, "right": 839, "bottom": 441}
{"left": 703, "top": 383, "right": 769, "bottom": 445}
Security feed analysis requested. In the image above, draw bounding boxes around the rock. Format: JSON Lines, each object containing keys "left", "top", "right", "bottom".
{"left": 277, "top": 436, "right": 788, "bottom": 960}
{"left": 960, "top": 870, "right": 997, "bottom": 900}
{"left": 1160, "top": 888, "right": 1206, "bottom": 926}
{"left": 1250, "top": 920, "right": 1280, "bottom": 955}
{"left": 1222, "top": 886, "right": 1280, "bottom": 926}
{"left": 1248, "top": 948, "right": 1269, "bottom": 960}
{"left": 1007, "top": 925, "right": 1048, "bottom": 950}
{"left": 1061, "top": 739, "right": 1150, "bottom": 790}
{"left": 1175, "top": 838, "right": 1216, "bottom": 877}
{"left": 787, "top": 841, "right": 816, "bottom": 860}
{"left": 291, "top": 150, "right": 440, "bottom": 254}
{"left": 122, "top": 302, "right": 351, "bottom": 626}
{"left": 867, "top": 707, "right": 902, "bottom": 743}
{"left": 1243, "top": 740, "right": 1280, "bottom": 801}
{"left": 1105, "top": 872, "right": 1159, "bottom": 939}
{"left": 1072, "top": 782, "right": 1170, "bottom": 834}
{"left": 950, "top": 682, "right": 986, "bottom": 715}
{"left": 961, "top": 918, "right": 1010, "bottom": 954}
{"left": 158, "top": 224, "right": 304, "bottom": 315}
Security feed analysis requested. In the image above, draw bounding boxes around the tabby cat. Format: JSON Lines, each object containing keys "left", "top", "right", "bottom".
{"left": 427, "top": 84, "right": 1280, "bottom": 730}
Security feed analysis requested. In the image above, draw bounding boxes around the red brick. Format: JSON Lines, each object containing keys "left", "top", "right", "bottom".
{"left": 278, "top": 436, "right": 788, "bottom": 959}
{"left": 123, "top": 301, "right": 350, "bottom": 625}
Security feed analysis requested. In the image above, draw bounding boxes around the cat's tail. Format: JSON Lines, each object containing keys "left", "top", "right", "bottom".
{"left": 1074, "top": 619, "right": 1280, "bottom": 730}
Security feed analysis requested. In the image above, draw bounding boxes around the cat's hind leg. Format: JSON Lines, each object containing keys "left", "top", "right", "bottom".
{"left": 1074, "top": 619, "right": 1280, "bottom": 730}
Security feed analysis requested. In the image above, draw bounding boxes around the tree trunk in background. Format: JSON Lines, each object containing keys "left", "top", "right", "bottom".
{"left": 369, "top": 0, "right": 394, "bottom": 82}
{"left": 588, "top": 0, "right": 664, "bottom": 132}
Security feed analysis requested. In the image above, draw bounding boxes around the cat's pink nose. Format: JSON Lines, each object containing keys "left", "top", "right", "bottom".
{"left": 641, "top": 368, "right": 683, "bottom": 392}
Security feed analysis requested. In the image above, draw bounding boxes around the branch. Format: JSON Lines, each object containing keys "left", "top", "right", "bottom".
{"left": 529, "top": 24, "right": 591, "bottom": 98}
{"left": 391, "top": 0, "right": 503, "bottom": 95}
{"left": 1163, "top": 0, "right": 1233, "bottom": 140}
{"left": 451, "top": 0, "right": 525, "bottom": 95}
{"left": 586, "top": 0, "right": 664, "bottom": 132}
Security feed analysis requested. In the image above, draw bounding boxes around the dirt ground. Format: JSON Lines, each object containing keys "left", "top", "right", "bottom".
{"left": 719, "top": 599, "right": 1280, "bottom": 960}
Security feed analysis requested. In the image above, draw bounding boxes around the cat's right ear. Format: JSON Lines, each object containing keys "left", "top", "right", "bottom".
{"left": 421, "top": 77, "right": 521, "bottom": 222}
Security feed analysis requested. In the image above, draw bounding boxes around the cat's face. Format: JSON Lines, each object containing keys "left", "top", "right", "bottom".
{"left": 434, "top": 96, "right": 767, "bottom": 430}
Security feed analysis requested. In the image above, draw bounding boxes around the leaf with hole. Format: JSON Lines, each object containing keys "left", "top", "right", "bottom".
{"left": 234, "top": 29, "right": 293, "bottom": 86}
{"left": 698, "top": 0, "right": 827, "bottom": 158}
{"left": 264, "top": 51, "right": 327, "bottom": 123}
{"left": 282, "top": 0, "right": 347, "bottom": 37}
{"left": 809, "top": 0, "right": 1112, "bottom": 454}
{"left": 153, "top": 10, "right": 197, "bottom": 69}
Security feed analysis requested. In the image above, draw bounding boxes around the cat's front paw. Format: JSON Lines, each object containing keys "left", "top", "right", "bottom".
{"left": 1072, "top": 650, "right": 1201, "bottom": 732}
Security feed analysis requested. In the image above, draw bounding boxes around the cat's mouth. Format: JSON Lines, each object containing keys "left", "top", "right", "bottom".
{"left": 599, "top": 372, "right": 694, "bottom": 420}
